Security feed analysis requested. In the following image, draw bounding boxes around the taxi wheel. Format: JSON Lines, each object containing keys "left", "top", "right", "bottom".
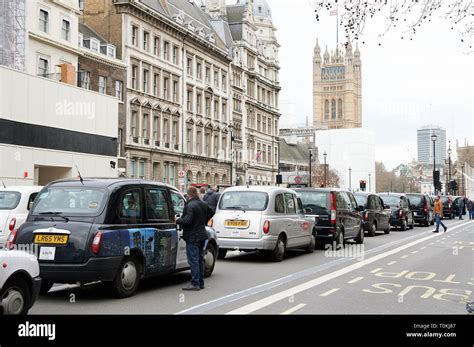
{"left": 39, "top": 281, "right": 54, "bottom": 295}
{"left": 0, "top": 278, "right": 30, "bottom": 315}
{"left": 305, "top": 231, "right": 316, "bottom": 253}
{"left": 409, "top": 219, "right": 414, "bottom": 229}
{"left": 111, "top": 257, "right": 140, "bottom": 298}
{"left": 369, "top": 223, "right": 377, "bottom": 237}
{"left": 400, "top": 219, "right": 407, "bottom": 231}
{"left": 355, "top": 225, "right": 364, "bottom": 244}
{"left": 384, "top": 225, "right": 391, "bottom": 234}
{"left": 204, "top": 243, "right": 217, "bottom": 278}
{"left": 270, "top": 235, "right": 286, "bottom": 262}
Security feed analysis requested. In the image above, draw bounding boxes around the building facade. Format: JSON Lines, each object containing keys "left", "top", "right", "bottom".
{"left": 417, "top": 125, "right": 447, "bottom": 165}
{"left": 313, "top": 40, "right": 362, "bottom": 129}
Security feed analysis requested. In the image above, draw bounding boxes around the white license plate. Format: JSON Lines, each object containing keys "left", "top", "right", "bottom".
{"left": 39, "top": 247, "right": 56, "bottom": 261}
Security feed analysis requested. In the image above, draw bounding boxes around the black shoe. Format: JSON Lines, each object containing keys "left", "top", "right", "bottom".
{"left": 200, "top": 284, "right": 205, "bottom": 289}
{"left": 182, "top": 284, "right": 200, "bottom": 291}
{"left": 433, "top": 230, "right": 439, "bottom": 233}
{"left": 444, "top": 227, "right": 447, "bottom": 232}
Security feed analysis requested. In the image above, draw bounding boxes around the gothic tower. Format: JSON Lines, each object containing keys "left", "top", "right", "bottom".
{"left": 204, "top": 0, "right": 227, "bottom": 19}
{"left": 313, "top": 39, "right": 362, "bottom": 129}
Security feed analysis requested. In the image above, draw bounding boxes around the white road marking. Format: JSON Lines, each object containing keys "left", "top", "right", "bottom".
{"left": 281, "top": 304, "right": 306, "bottom": 315}
{"left": 320, "top": 288, "right": 340, "bottom": 297}
{"left": 401, "top": 255, "right": 409, "bottom": 259}
{"left": 420, "top": 247, "right": 427, "bottom": 250}
{"left": 348, "top": 276, "right": 364, "bottom": 284}
{"left": 226, "top": 222, "right": 469, "bottom": 315}
{"left": 411, "top": 251, "right": 419, "bottom": 254}
{"left": 370, "top": 268, "right": 382, "bottom": 273}
{"left": 387, "top": 261, "right": 397, "bottom": 265}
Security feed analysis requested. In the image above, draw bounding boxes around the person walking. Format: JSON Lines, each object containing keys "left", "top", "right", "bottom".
{"left": 176, "top": 187, "right": 215, "bottom": 291}
{"left": 468, "top": 198, "right": 474, "bottom": 220}
{"left": 458, "top": 196, "right": 465, "bottom": 220}
{"left": 199, "top": 187, "right": 206, "bottom": 200}
{"left": 433, "top": 195, "right": 447, "bottom": 233}
{"left": 203, "top": 186, "right": 220, "bottom": 212}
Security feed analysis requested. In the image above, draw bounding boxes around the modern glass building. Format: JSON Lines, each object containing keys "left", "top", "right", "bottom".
{"left": 417, "top": 125, "right": 446, "bottom": 165}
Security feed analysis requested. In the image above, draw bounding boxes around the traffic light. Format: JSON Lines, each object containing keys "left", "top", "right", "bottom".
{"left": 451, "top": 180, "right": 458, "bottom": 193}
{"left": 359, "top": 180, "right": 367, "bottom": 191}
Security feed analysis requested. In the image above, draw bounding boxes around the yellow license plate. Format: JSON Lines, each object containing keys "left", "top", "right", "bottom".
{"left": 34, "top": 234, "right": 68, "bottom": 245}
{"left": 224, "top": 220, "right": 249, "bottom": 228}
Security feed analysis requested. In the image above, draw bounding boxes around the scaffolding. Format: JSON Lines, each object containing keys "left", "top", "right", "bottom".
{"left": 0, "top": 0, "right": 26, "bottom": 71}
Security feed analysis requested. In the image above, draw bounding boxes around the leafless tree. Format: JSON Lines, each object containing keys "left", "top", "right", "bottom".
{"left": 310, "top": 0, "right": 473, "bottom": 52}
{"left": 311, "top": 163, "right": 342, "bottom": 187}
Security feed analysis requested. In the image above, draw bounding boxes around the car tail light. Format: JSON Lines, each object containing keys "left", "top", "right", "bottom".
{"left": 263, "top": 220, "right": 270, "bottom": 234}
{"left": 423, "top": 203, "right": 428, "bottom": 213}
{"left": 399, "top": 209, "right": 403, "bottom": 218}
{"left": 91, "top": 232, "right": 102, "bottom": 254}
{"left": 330, "top": 193, "right": 337, "bottom": 225}
{"left": 207, "top": 219, "right": 213, "bottom": 227}
{"left": 364, "top": 212, "right": 369, "bottom": 221}
{"left": 6, "top": 229, "right": 17, "bottom": 250}
{"left": 8, "top": 218, "right": 16, "bottom": 232}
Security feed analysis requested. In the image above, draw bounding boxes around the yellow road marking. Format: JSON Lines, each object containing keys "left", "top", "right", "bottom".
{"left": 348, "top": 277, "right": 364, "bottom": 284}
{"left": 281, "top": 303, "right": 306, "bottom": 315}
{"left": 387, "top": 261, "right": 397, "bottom": 265}
{"left": 320, "top": 288, "right": 340, "bottom": 297}
{"left": 401, "top": 255, "right": 409, "bottom": 259}
{"left": 371, "top": 268, "right": 382, "bottom": 273}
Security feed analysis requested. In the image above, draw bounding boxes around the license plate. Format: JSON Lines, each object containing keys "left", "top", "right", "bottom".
{"left": 39, "top": 247, "right": 56, "bottom": 260}
{"left": 34, "top": 234, "right": 68, "bottom": 245}
{"left": 413, "top": 212, "right": 418, "bottom": 216}
{"left": 224, "top": 220, "right": 249, "bottom": 229}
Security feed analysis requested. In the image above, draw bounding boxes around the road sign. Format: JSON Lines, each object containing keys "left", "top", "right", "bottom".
{"left": 295, "top": 176, "right": 302, "bottom": 184}
{"left": 178, "top": 177, "right": 185, "bottom": 185}
{"left": 178, "top": 170, "right": 186, "bottom": 178}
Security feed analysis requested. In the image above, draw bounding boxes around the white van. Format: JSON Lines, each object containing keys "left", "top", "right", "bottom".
{"left": 0, "top": 186, "right": 42, "bottom": 247}
{"left": 210, "top": 186, "right": 316, "bottom": 262}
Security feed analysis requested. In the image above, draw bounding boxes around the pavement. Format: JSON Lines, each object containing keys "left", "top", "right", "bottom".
{"left": 30, "top": 219, "right": 473, "bottom": 315}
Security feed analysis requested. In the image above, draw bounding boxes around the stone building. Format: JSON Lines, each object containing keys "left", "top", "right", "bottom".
{"left": 313, "top": 40, "right": 362, "bottom": 129}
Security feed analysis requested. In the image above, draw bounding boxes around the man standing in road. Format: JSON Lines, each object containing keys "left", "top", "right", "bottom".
{"left": 203, "top": 186, "right": 220, "bottom": 212}
{"left": 176, "top": 187, "right": 215, "bottom": 291}
{"left": 467, "top": 198, "right": 474, "bottom": 220}
{"left": 434, "top": 195, "right": 447, "bottom": 233}
{"left": 458, "top": 196, "right": 465, "bottom": 220}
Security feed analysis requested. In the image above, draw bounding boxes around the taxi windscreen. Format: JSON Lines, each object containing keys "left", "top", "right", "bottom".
{"left": 32, "top": 187, "right": 107, "bottom": 216}
{"left": 219, "top": 191, "right": 269, "bottom": 211}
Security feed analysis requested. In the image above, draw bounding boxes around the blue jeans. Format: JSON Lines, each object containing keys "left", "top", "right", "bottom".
{"left": 458, "top": 206, "right": 463, "bottom": 219}
{"left": 435, "top": 214, "right": 446, "bottom": 231}
{"left": 186, "top": 240, "right": 206, "bottom": 287}
{"left": 470, "top": 210, "right": 474, "bottom": 219}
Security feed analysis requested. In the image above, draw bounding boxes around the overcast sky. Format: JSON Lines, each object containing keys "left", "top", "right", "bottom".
{"left": 264, "top": 0, "right": 473, "bottom": 170}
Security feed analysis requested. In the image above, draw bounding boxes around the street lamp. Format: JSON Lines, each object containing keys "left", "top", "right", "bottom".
{"left": 229, "top": 122, "right": 234, "bottom": 186}
{"left": 309, "top": 148, "right": 313, "bottom": 188}
{"left": 323, "top": 151, "right": 327, "bottom": 188}
{"left": 431, "top": 134, "right": 438, "bottom": 194}
{"left": 349, "top": 167, "right": 352, "bottom": 191}
{"left": 461, "top": 162, "right": 465, "bottom": 196}
{"left": 448, "top": 141, "right": 452, "bottom": 194}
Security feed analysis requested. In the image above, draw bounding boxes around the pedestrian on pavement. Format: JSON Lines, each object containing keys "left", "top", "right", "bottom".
{"left": 468, "top": 198, "right": 474, "bottom": 220}
{"left": 433, "top": 195, "right": 447, "bottom": 233}
{"left": 203, "top": 186, "right": 220, "bottom": 212}
{"left": 199, "top": 187, "right": 206, "bottom": 200}
{"left": 175, "top": 186, "right": 215, "bottom": 291}
{"left": 458, "top": 196, "right": 465, "bottom": 220}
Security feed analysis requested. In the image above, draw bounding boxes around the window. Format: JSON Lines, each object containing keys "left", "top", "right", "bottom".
{"left": 338, "top": 99, "right": 343, "bottom": 119}
{"left": 214, "top": 100, "right": 219, "bottom": 119}
{"left": 222, "top": 102, "right": 226, "bottom": 119}
{"left": 214, "top": 70, "right": 219, "bottom": 87}
{"left": 131, "top": 111, "right": 138, "bottom": 137}
{"left": 187, "top": 128, "right": 193, "bottom": 153}
{"left": 284, "top": 193, "right": 296, "bottom": 214}
{"left": 38, "top": 57, "right": 49, "bottom": 77}
{"left": 170, "top": 191, "right": 186, "bottom": 216}
{"left": 61, "top": 19, "right": 71, "bottom": 41}
{"left": 187, "top": 90, "right": 193, "bottom": 111}
{"left": 172, "top": 45, "right": 178, "bottom": 64}
{"left": 196, "top": 131, "right": 202, "bottom": 154}
{"left": 163, "top": 77, "right": 169, "bottom": 99}
{"left": 79, "top": 0, "right": 84, "bottom": 11}
{"left": 79, "top": 70, "right": 90, "bottom": 89}
{"left": 163, "top": 41, "right": 170, "bottom": 60}
{"left": 138, "top": 161, "right": 145, "bottom": 179}
{"left": 274, "top": 194, "right": 285, "bottom": 213}
{"left": 115, "top": 80, "right": 123, "bottom": 101}
{"left": 205, "top": 66, "right": 210, "bottom": 83}
{"left": 132, "top": 25, "right": 138, "bottom": 46}
{"left": 118, "top": 189, "right": 141, "bottom": 221}
{"left": 130, "top": 160, "right": 136, "bottom": 178}
{"left": 172, "top": 121, "right": 178, "bottom": 145}
{"left": 142, "top": 113, "right": 149, "bottom": 139}
{"left": 90, "top": 38, "right": 99, "bottom": 52}
{"left": 169, "top": 164, "right": 175, "bottom": 187}
{"left": 143, "top": 69, "right": 149, "bottom": 93}
{"left": 153, "top": 115, "right": 159, "bottom": 140}
{"left": 214, "top": 135, "right": 218, "bottom": 156}
{"left": 132, "top": 65, "right": 138, "bottom": 89}
{"left": 154, "top": 36, "right": 160, "bottom": 56}
{"left": 262, "top": 116, "right": 266, "bottom": 133}
{"left": 196, "top": 62, "right": 202, "bottom": 80}
{"left": 173, "top": 81, "right": 178, "bottom": 102}
{"left": 222, "top": 73, "right": 227, "bottom": 91}
{"left": 268, "top": 118, "right": 272, "bottom": 135}
{"left": 331, "top": 99, "right": 336, "bottom": 119}
{"left": 153, "top": 73, "right": 159, "bottom": 96}
{"left": 145, "top": 189, "right": 170, "bottom": 221}
{"left": 324, "top": 100, "right": 329, "bottom": 120}
{"left": 205, "top": 97, "right": 211, "bottom": 117}
{"left": 257, "top": 115, "right": 261, "bottom": 131}
{"left": 98, "top": 76, "right": 107, "bottom": 94}
{"left": 107, "top": 45, "right": 116, "bottom": 58}
{"left": 143, "top": 31, "right": 149, "bottom": 51}
{"left": 163, "top": 119, "right": 169, "bottom": 143}
{"left": 187, "top": 58, "right": 193, "bottom": 76}
{"left": 152, "top": 162, "right": 160, "bottom": 181}
{"left": 162, "top": 162, "right": 168, "bottom": 183}
{"left": 196, "top": 93, "right": 202, "bottom": 114}
{"left": 39, "top": 9, "right": 49, "bottom": 33}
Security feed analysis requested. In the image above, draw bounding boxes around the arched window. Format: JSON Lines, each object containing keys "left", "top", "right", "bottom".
{"left": 338, "top": 99, "right": 343, "bottom": 119}
{"left": 324, "top": 100, "right": 329, "bottom": 120}
{"left": 331, "top": 99, "right": 336, "bottom": 119}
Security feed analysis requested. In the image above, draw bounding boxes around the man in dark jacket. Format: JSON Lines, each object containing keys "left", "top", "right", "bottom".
{"left": 203, "top": 186, "right": 220, "bottom": 212}
{"left": 176, "top": 187, "right": 215, "bottom": 291}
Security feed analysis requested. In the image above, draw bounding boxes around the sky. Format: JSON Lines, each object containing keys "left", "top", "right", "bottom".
{"left": 264, "top": 0, "right": 474, "bottom": 170}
